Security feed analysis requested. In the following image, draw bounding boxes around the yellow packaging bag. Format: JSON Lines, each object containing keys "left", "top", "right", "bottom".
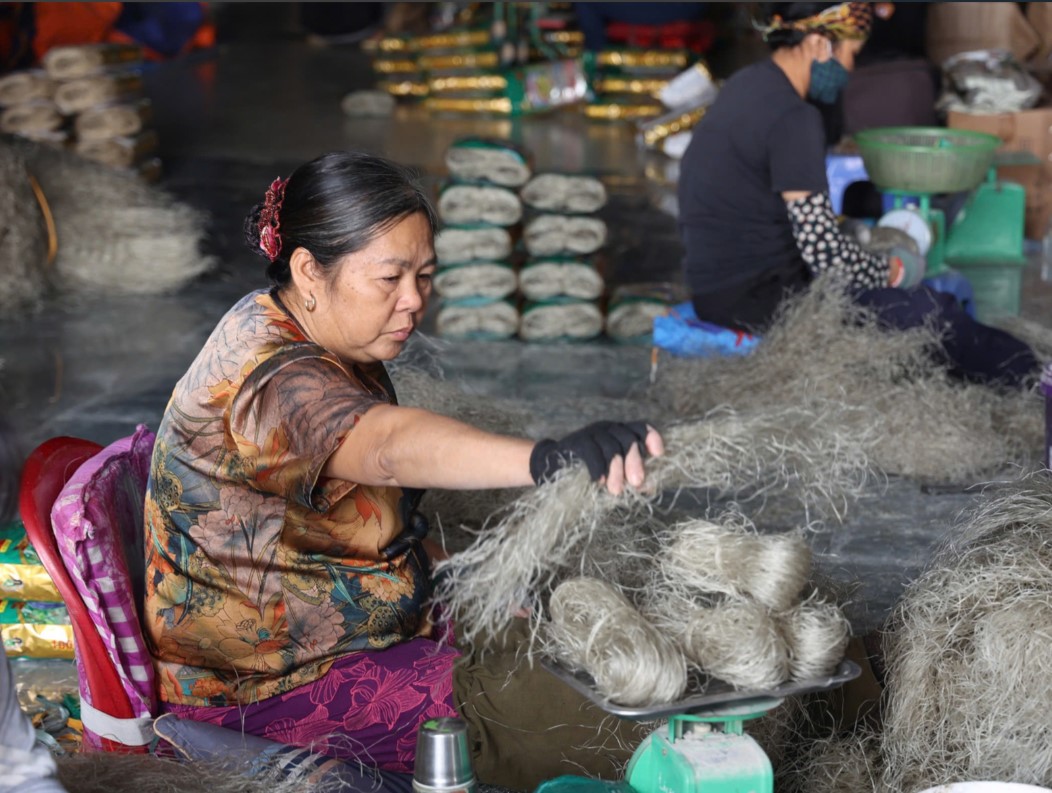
{"left": 0, "top": 522, "right": 62, "bottom": 602}
{"left": 1, "top": 599, "right": 75, "bottom": 659}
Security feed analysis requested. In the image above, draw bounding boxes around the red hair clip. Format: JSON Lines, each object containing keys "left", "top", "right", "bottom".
{"left": 258, "top": 176, "right": 288, "bottom": 262}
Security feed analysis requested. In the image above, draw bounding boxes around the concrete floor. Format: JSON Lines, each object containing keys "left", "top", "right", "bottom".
{"left": 2, "top": 35, "right": 1051, "bottom": 637}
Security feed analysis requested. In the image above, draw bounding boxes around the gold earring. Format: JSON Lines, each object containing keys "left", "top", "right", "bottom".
{"left": 305, "top": 293, "right": 316, "bottom": 312}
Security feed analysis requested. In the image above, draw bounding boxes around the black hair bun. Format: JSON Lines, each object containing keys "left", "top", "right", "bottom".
{"left": 243, "top": 201, "right": 267, "bottom": 258}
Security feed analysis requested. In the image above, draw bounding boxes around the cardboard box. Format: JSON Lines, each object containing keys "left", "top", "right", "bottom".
{"left": 1027, "top": 2, "right": 1052, "bottom": 73}
{"left": 927, "top": 3, "right": 1043, "bottom": 67}
{"left": 948, "top": 107, "right": 1052, "bottom": 238}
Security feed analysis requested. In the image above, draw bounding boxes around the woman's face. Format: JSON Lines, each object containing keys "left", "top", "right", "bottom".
{"left": 315, "top": 211, "right": 436, "bottom": 365}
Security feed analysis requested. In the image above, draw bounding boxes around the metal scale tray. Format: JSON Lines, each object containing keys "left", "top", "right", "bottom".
{"left": 542, "top": 658, "right": 861, "bottom": 720}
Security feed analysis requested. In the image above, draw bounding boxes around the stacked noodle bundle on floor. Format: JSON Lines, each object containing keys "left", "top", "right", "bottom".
{"left": 365, "top": 28, "right": 499, "bottom": 106}
{"left": 605, "top": 281, "right": 689, "bottom": 345}
{"left": 583, "top": 49, "right": 689, "bottom": 123}
{"left": 0, "top": 68, "right": 66, "bottom": 148}
{"left": 519, "top": 172, "right": 608, "bottom": 342}
{"left": 42, "top": 43, "right": 161, "bottom": 180}
{"left": 419, "top": 29, "right": 507, "bottom": 116}
{"left": 433, "top": 138, "right": 527, "bottom": 340}
{"left": 367, "top": 30, "right": 426, "bottom": 102}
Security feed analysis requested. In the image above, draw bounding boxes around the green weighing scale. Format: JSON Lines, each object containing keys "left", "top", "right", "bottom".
{"left": 538, "top": 658, "right": 860, "bottom": 793}
{"left": 854, "top": 127, "right": 1031, "bottom": 321}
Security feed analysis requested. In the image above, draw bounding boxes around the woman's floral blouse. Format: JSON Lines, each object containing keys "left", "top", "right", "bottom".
{"left": 145, "top": 290, "right": 430, "bottom": 706}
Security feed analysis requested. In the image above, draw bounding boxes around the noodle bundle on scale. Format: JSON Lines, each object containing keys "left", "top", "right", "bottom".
{"left": 434, "top": 401, "right": 874, "bottom": 659}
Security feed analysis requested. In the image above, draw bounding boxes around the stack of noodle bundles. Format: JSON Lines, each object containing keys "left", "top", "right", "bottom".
{"left": 41, "top": 43, "right": 160, "bottom": 180}
{"left": 542, "top": 512, "right": 851, "bottom": 706}
{"left": 519, "top": 173, "right": 608, "bottom": 342}
{"left": 581, "top": 49, "right": 688, "bottom": 123}
{"left": 0, "top": 68, "right": 64, "bottom": 147}
{"left": 434, "top": 139, "right": 528, "bottom": 340}
{"left": 604, "top": 282, "right": 689, "bottom": 345}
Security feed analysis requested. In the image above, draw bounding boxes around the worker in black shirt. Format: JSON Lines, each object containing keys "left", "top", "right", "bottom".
{"left": 678, "top": 2, "right": 1038, "bottom": 389}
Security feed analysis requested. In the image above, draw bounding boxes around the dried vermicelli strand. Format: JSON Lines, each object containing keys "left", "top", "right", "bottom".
{"left": 649, "top": 404, "right": 876, "bottom": 521}
{"left": 435, "top": 404, "right": 874, "bottom": 650}
{"left": 652, "top": 278, "right": 1045, "bottom": 482}
{"left": 55, "top": 752, "right": 328, "bottom": 793}
{"left": 433, "top": 468, "right": 607, "bottom": 648}
{"left": 546, "top": 577, "right": 688, "bottom": 706}
{"left": 993, "top": 313, "right": 1052, "bottom": 363}
{"left": 682, "top": 599, "right": 790, "bottom": 690}
{"left": 776, "top": 731, "right": 887, "bottom": 793}
{"left": 0, "top": 144, "right": 49, "bottom": 312}
{"left": 9, "top": 137, "right": 213, "bottom": 297}
{"left": 779, "top": 597, "right": 851, "bottom": 681}
{"left": 881, "top": 473, "right": 1052, "bottom": 791}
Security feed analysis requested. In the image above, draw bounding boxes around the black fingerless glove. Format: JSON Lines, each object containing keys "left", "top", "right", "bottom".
{"left": 529, "top": 420, "right": 650, "bottom": 484}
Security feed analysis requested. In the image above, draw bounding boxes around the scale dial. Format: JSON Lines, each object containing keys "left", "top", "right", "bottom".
{"left": 877, "top": 208, "right": 933, "bottom": 256}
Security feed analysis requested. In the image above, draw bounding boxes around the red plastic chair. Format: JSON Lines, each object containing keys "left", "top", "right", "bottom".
{"left": 18, "top": 436, "right": 148, "bottom": 754}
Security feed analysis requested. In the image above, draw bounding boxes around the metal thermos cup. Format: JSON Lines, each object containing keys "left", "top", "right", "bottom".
{"left": 412, "top": 717, "right": 476, "bottom": 793}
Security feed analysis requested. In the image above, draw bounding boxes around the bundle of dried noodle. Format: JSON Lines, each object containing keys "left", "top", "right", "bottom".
{"left": 74, "top": 129, "right": 158, "bottom": 168}
{"left": 518, "top": 260, "right": 604, "bottom": 301}
{"left": 54, "top": 73, "right": 142, "bottom": 115}
{"left": 43, "top": 43, "right": 142, "bottom": 80}
{"left": 520, "top": 173, "right": 607, "bottom": 214}
{"left": 779, "top": 596, "right": 851, "bottom": 681}
{"left": 434, "top": 226, "right": 512, "bottom": 264}
{"left": 434, "top": 403, "right": 874, "bottom": 650}
{"left": 681, "top": 599, "right": 789, "bottom": 690}
{"left": 651, "top": 517, "right": 811, "bottom": 611}
{"left": 519, "top": 301, "right": 604, "bottom": 342}
{"left": 74, "top": 100, "right": 152, "bottom": 141}
{"left": 0, "top": 70, "right": 54, "bottom": 106}
{"left": 0, "top": 102, "right": 62, "bottom": 134}
{"left": 435, "top": 301, "right": 519, "bottom": 340}
{"left": 546, "top": 576, "right": 688, "bottom": 705}
{"left": 524, "top": 214, "right": 607, "bottom": 257}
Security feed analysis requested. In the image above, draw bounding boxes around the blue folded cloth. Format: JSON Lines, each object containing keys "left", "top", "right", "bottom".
{"left": 652, "top": 302, "right": 760, "bottom": 358}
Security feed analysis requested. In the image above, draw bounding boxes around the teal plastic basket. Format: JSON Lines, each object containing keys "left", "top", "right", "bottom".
{"left": 855, "top": 127, "right": 1000, "bottom": 194}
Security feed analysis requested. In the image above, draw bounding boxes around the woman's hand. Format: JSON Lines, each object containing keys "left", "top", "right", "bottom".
{"left": 887, "top": 246, "right": 926, "bottom": 289}
{"left": 529, "top": 421, "right": 664, "bottom": 495}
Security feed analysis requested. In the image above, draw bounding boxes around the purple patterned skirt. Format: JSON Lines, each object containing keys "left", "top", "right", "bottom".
{"left": 162, "top": 637, "right": 461, "bottom": 773}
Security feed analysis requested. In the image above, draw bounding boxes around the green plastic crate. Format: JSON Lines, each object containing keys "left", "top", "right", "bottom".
{"left": 953, "top": 261, "right": 1026, "bottom": 323}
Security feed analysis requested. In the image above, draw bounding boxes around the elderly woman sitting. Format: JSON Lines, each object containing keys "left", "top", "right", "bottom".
{"left": 144, "top": 151, "right": 662, "bottom": 790}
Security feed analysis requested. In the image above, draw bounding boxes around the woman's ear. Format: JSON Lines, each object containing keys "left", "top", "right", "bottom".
{"left": 804, "top": 32, "right": 833, "bottom": 61}
{"left": 288, "top": 246, "right": 323, "bottom": 293}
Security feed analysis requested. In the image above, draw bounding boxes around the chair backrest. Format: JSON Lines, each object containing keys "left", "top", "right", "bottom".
{"left": 20, "top": 428, "right": 157, "bottom": 753}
